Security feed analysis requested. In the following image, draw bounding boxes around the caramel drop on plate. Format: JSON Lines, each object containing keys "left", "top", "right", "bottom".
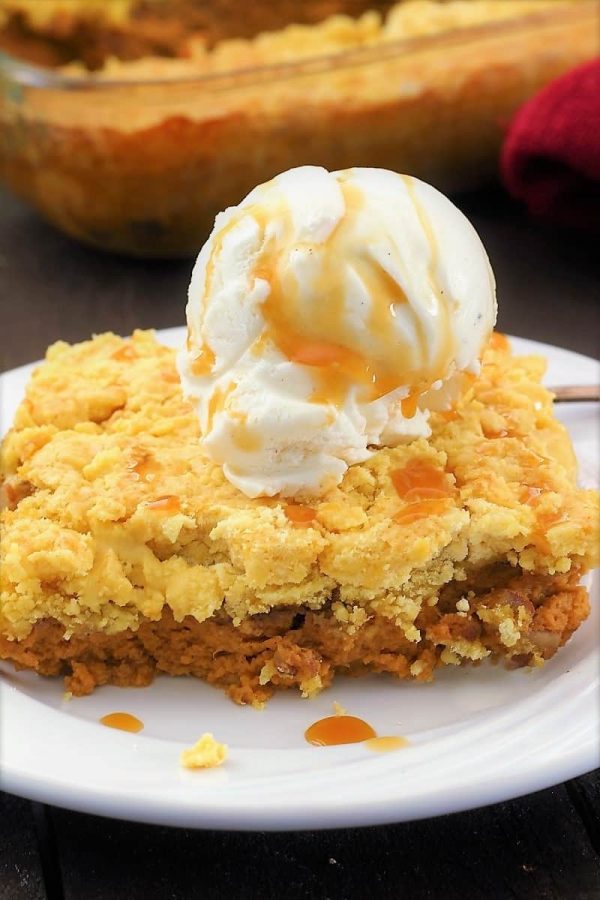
{"left": 365, "top": 736, "right": 408, "bottom": 753}
{"left": 305, "top": 715, "right": 376, "bottom": 746}
{"left": 100, "top": 712, "right": 143, "bottom": 733}
{"left": 284, "top": 504, "right": 317, "bottom": 526}
{"left": 146, "top": 495, "right": 180, "bottom": 513}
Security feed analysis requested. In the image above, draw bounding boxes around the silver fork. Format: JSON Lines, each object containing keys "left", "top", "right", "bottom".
{"left": 550, "top": 385, "right": 600, "bottom": 403}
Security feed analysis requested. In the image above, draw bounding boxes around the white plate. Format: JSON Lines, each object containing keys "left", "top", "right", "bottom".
{"left": 1, "top": 331, "right": 598, "bottom": 831}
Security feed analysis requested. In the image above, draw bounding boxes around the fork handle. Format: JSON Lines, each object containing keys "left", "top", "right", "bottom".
{"left": 550, "top": 385, "right": 600, "bottom": 403}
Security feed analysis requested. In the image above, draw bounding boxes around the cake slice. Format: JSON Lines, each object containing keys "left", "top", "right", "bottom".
{"left": 0, "top": 330, "right": 597, "bottom": 705}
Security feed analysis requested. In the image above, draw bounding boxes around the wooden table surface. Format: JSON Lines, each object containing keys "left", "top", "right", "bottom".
{"left": 1, "top": 187, "right": 599, "bottom": 900}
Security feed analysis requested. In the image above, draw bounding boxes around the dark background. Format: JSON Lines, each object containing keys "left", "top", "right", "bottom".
{"left": 1, "top": 187, "right": 599, "bottom": 899}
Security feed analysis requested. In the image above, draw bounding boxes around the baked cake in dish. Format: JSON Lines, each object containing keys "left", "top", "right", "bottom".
{"left": 0, "top": 0, "right": 597, "bottom": 257}
{"left": 1, "top": 330, "right": 597, "bottom": 705}
{"left": 0, "top": 0, "right": 396, "bottom": 68}
{"left": 0, "top": 0, "right": 580, "bottom": 72}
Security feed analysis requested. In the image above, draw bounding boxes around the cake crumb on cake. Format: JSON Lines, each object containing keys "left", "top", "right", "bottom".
{"left": 180, "top": 733, "right": 228, "bottom": 769}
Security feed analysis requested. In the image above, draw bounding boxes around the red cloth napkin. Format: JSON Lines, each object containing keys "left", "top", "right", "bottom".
{"left": 501, "top": 58, "right": 600, "bottom": 231}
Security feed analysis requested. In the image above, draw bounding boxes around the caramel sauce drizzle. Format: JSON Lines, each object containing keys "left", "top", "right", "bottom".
{"left": 489, "top": 332, "right": 510, "bottom": 353}
{"left": 206, "top": 381, "right": 237, "bottom": 434}
{"left": 255, "top": 181, "right": 447, "bottom": 407}
{"left": 146, "top": 495, "right": 180, "bottom": 513}
{"left": 481, "top": 425, "right": 510, "bottom": 440}
{"left": 400, "top": 175, "right": 456, "bottom": 379}
{"left": 395, "top": 498, "right": 452, "bottom": 524}
{"left": 189, "top": 344, "right": 216, "bottom": 377}
{"left": 231, "top": 421, "right": 262, "bottom": 452}
{"left": 197, "top": 175, "right": 458, "bottom": 428}
{"left": 284, "top": 504, "right": 317, "bottom": 526}
{"left": 521, "top": 487, "right": 567, "bottom": 555}
{"left": 400, "top": 393, "right": 419, "bottom": 419}
{"left": 439, "top": 408, "right": 459, "bottom": 423}
{"left": 128, "top": 451, "right": 160, "bottom": 481}
{"left": 100, "top": 712, "right": 143, "bottom": 733}
{"left": 194, "top": 173, "right": 462, "bottom": 441}
{"left": 533, "top": 510, "right": 567, "bottom": 556}
{"left": 391, "top": 458, "right": 456, "bottom": 524}
{"left": 519, "top": 484, "right": 568, "bottom": 554}
{"left": 111, "top": 344, "right": 138, "bottom": 362}
{"left": 160, "top": 366, "right": 180, "bottom": 385}
{"left": 392, "top": 458, "right": 454, "bottom": 501}
{"left": 188, "top": 213, "right": 244, "bottom": 375}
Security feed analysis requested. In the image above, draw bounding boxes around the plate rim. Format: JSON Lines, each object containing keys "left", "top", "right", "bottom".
{"left": 1, "top": 332, "right": 598, "bottom": 830}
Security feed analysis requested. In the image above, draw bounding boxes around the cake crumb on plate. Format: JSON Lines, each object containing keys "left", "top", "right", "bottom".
{"left": 180, "top": 733, "right": 228, "bottom": 769}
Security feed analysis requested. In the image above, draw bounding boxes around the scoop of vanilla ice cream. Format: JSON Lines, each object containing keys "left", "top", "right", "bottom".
{"left": 178, "top": 166, "right": 497, "bottom": 498}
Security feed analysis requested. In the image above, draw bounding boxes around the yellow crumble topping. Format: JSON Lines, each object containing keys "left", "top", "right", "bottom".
{"left": 0, "top": 330, "right": 598, "bottom": 645}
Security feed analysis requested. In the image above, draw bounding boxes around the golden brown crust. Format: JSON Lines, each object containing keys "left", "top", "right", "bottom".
{"left": 0, "top": 569, "right": 589, "bottom": 705}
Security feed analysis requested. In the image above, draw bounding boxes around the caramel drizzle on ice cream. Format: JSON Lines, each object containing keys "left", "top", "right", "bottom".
{"left": 252, "top": 180, "right": 456, "bottom": 408}
{"left": 191, "top": 172, "right": 458, "bottom": 444}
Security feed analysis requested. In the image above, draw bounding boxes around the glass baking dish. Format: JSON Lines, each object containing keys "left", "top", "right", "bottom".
{"left": 0, "top": 1, "right": 596, "bottom": 258}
